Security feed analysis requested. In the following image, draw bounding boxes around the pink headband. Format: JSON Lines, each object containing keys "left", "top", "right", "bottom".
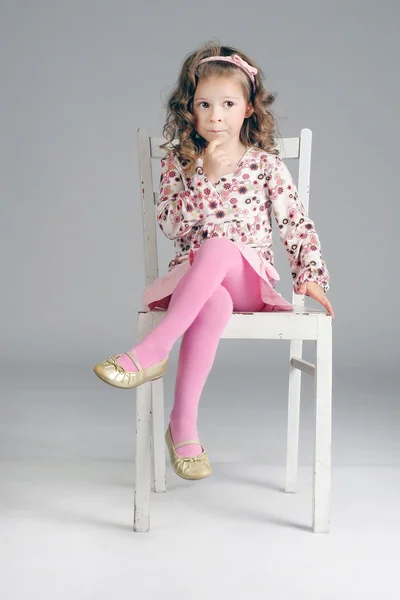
{"left": 196, "top": 54, "right": 258, "bottom": 91}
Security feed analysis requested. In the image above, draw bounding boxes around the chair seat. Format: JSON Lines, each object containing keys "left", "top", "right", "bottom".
{"left": 138, "top": 305, "right": 329, "bottom": 341}
{"left": 139, "top": 304, "right": 327, "bottom": 315}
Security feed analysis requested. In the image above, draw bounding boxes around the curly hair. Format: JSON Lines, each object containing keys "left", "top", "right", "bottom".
{"left": 160, "top": 40, "right": 280, "bottom": 173}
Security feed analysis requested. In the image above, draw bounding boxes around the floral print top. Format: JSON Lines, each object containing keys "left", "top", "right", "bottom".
{"left": 157, "top": 146, "right": 330, "bottom": 294}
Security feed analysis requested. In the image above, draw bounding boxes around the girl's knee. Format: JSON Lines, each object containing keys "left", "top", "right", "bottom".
{"left": 201, "top": 236, "right": 235, "bottom": 253}
{"left": 196, "top": 236, "right": 239, "bottom": 267}
{"left": 196, "top": 285, "right": 233, "bottom": 325}
{"left": 212, "top": 284, "right": 233, "bottom": 312}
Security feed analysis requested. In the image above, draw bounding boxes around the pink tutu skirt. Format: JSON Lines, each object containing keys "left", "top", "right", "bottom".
{"left": 142, "top": 242, "right": 294, "bottom": 313}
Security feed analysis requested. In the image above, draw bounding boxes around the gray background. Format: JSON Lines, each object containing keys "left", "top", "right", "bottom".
{"left": 1, "top": 0, "right": 399, "bottom": 375}
{"left": 1, "top": 1, "right": 399, "bottom": 599}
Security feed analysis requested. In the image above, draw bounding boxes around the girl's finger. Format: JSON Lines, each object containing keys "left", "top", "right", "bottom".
{"left": 320, "top": 296, "right": 335, "bottom": 318}
{"left": 206, "top": 140, "right": 223, "bottom": 154}
{"left": 325, "top": 299, "right": 335, "bottom": 318}
{"left": 305, "top": 287, "right": 335, "bottom": 319}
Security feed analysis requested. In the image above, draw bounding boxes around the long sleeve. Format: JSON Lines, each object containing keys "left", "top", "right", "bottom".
{"left": 265, "top": 155, "right": 330, "bottom": 294}
{"left": 157, "top": 152, "right": 223, "bottom": 241}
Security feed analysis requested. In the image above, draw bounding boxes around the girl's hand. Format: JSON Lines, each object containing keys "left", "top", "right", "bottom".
{"left": 298, "top": 282, "right": 335, "bottom": 318}
{"left": 203, "top": 140, "right": 233, "bottom": 184}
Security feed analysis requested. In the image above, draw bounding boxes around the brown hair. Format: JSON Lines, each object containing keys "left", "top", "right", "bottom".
{"left": 161, "top": 40, "right": 280, "bottom": 173}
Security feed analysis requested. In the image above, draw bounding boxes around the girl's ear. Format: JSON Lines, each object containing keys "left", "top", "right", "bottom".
{"left": 245, "top": 103, "right": 254, "bottom": 118}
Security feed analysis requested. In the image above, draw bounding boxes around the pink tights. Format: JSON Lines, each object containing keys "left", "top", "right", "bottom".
{"left": 117, "top": 238, "right": 266, "bottom": 457}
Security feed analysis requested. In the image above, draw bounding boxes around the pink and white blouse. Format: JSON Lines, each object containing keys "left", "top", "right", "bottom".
{"left": 157, "top": 146, "right": 329, "bottom": 294}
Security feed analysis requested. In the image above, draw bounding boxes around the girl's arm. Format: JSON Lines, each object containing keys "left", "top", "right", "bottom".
{"left": 157, "top": 152, "right": 223, "bottom": 240}
{"left": 265, "top": 155, "right": 330, "bottom": 294}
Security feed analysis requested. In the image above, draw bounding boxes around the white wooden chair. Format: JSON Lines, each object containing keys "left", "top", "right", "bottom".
{"left": 133, "top": 127, "right": 332, "bottom": 533}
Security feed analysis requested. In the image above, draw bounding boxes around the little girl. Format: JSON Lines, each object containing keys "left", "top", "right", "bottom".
{"left": 94, "top": 41, "right": 334, "bottom": 481}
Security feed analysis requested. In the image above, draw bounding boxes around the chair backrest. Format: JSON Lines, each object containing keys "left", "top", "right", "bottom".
{"left": 137, "top": 128, "right": 312, "bottom": 307}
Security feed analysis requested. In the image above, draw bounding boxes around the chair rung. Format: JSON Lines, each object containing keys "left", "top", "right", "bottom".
{"left": 291, "top": 357, "right": 315, "bottom": 376}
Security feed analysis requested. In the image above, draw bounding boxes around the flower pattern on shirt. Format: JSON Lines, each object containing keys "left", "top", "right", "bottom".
{"left": 157, "top": 147, "right": 329, "bottom": 294}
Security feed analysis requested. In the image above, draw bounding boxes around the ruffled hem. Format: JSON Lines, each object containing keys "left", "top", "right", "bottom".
{"left": 142, "top": 243, "right": 293, "bottom": 313}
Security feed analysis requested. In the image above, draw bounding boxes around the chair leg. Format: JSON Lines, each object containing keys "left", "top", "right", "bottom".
{"left": 151, "top": 377, "right": 166, "bottom": 493}
{"left": 134, "top": 380, "right": 152, "bottom": 532}
{"left": 312, "top": 316, "right": 332, "bottom": 533}
{"left": 133, "top": 312, "right": 153, "bottom": 533}
{"left": 285, "top": 339, "right": 303, "bottom": 493}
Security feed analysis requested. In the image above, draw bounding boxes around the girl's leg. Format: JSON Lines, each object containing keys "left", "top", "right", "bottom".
{"left": 117, "top": 237, "right": 255, "bottom": 372}
{"left": 170, "top": 285, "right": 233, "bottom": 457}
{"left": 170, "top": 253, "right": 265, "bottom": 457}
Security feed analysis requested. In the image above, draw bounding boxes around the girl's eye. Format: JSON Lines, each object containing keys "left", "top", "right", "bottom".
{"left": 197, "top": 101, "right": 234, "bottom": 108}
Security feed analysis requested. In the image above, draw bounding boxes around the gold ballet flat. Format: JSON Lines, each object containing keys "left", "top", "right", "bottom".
{"left": 93, "top": 351, "right": 168, "bottom": 390}
{"left": 165, "top": 424, "right": 212, "bottom": 480}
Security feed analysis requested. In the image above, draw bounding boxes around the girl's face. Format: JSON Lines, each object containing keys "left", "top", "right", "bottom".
{"left": 193, "top": 76, "right": 254, "bottom": 148}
